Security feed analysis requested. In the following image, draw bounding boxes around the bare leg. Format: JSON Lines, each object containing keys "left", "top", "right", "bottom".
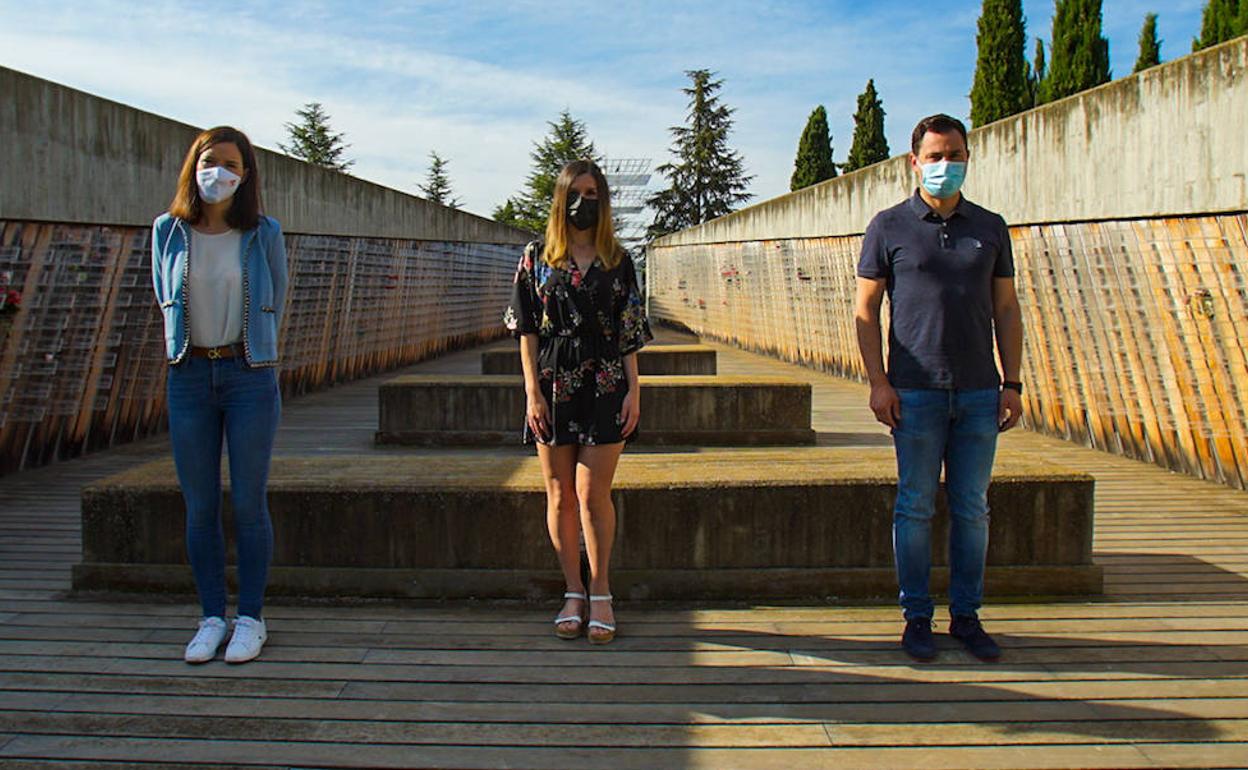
{"left": 538, "top": 443, "right": 583, "bottom": 634}
{"left": 576, "top": 442, "right": 625, "bottom": 638}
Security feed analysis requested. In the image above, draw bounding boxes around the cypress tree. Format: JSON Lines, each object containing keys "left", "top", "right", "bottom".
{"left": 1032, "top": 38, "right": 1048, "bottom": 104}
{"left": 1134, "top": 13, "right": 1162, "bottom": 72}
{"left": 1045, "top": 0, "right": 1112, "bottom": 102}
{"left": 493, "top": 110, "right": 599, "bottom": 233}
{"left": 1193, "top": 0, "right": 1246, "bottom": 51}
{"left": 647, "top": 70, "right": 753, "bottom": 239}
{"left": 970, "top": 0, "right": 1031, "bottom": 126}
{"left": 842, "top": 79, "right": 890, "bottom": 173}
{"left": 790, "top": 106, "right": 837, "bottom": 191}
{"left": 418, "top": 151, "right": 461, "bottom": 209}
{"left": 280, "top": 102, "right": 353, "bottom": 172}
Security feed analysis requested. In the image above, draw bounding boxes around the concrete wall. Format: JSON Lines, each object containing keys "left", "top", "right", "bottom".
{"left": 647, "top": 37, "right": 1248, "bottom": 490}
{"left": 0, "top": 66, "right": 531, "bottom": 243}
{"left": 653, "top": 36, "right": 1248, "bottom": 246}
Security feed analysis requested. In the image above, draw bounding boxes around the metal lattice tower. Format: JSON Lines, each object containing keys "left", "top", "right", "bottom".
{"left": 602, "top": 158, "right": 653, "bottom": 254}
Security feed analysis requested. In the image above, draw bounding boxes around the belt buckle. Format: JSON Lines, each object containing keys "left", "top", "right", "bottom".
{"left": 207, "top": 347, "right": 222, "bottom": 360}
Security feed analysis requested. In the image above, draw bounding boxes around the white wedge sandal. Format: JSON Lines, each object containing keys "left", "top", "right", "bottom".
{"left": 587, "top": 593, "right": 616, "bottom": 645}
{"left": 554, "top": 591, "right": 586, "bottom": 640}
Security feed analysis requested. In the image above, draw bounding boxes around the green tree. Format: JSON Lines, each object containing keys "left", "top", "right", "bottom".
{"left": 1193, "top": 0, "right": 1247, "bottom": 51}
{"left": 491, "top": 199, "right": 518, "bottom": 225}
{"left": 494, "top": 110, "right": 598, "bottom": 233}
{"left": 1032, "top": 37, "right": 1048, "bottom": 104}
{"left": 418, "top": 151, "right": 461, "bottom": 208}
{"left": 647, "top": 70, "right": 753, "bottom": 239}
{"left": 1044, "top": 0, "right": 1111, "bottom": 102}
{"left": 279, "top": 102, "right": 353, "bottom": 172}
{"left": 842, "top": 79, "right": 890, "bottom": 173}
{"left": 790, "top": 105, "right": 837, "bottom": 191}
{"left": 970, "top": 0, "right": 1032, "bottom": 126}
{"left": 1134, "top": 13, "right": 1162, "bottom": 72}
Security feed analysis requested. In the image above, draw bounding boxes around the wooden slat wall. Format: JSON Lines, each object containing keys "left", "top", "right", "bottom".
{"left": 0, "top": 221, "right": 521, "bottom": 474}
{"left": 647, "top": 213, "right": 1248, "bottom": 489}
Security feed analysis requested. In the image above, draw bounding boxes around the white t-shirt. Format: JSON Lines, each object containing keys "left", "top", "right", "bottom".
{"left": 189, "top": 229, "right": 244, "bottom": 348}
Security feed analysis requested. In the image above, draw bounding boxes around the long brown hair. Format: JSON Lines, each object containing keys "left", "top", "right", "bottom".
{"left": 542, "top": 159, "right": 626, "bottom": 270}
{"left": 169, "top": 126, "right": 262, "bottom": 230}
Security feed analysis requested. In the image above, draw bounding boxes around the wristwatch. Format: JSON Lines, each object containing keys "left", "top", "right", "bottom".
{"left": 1001, "top": 380, "right": 1023, "bottom": 395}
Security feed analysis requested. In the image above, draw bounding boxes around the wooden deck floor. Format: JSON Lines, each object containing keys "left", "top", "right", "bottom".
{"left": 2, "top": 332, "right": 1247, "bottom": 769}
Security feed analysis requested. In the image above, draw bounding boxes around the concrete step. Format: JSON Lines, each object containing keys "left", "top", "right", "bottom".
{"left": 75, "top": 448, "right": 1099, "bottom": 601}
{"left": 481, "top": 344, "right": 717, "bottom": 375}
{"left": 375, "top": 375, "right": 815, "bottom": 446}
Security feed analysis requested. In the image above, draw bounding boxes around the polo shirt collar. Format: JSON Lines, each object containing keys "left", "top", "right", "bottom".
{"left": 908, "top": 188, "right": 967, "bottom": 221}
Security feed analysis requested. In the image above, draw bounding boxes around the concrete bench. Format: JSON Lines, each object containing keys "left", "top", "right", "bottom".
{"left": 375, "top": 375, "right": 815, "bottom": 446}
{"left": 481, "top": 344, "right": 717, "bottom": 376}
{"left": 74, "top": 448, "right": 1100, "bottom": 601}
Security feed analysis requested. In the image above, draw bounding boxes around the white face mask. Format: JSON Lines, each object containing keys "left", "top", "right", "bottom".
{"left": 196, "top": 166, "right": 243, "bottom": 204}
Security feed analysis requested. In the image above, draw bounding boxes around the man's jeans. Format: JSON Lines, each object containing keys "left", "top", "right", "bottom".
{"left": 892, "top": 387, "right": 1000, "bottom": 621}
{"left": 167, "top": 357, "right": 280, "bottom": 620}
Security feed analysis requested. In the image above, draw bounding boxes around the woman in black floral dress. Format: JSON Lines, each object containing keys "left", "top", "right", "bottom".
{"left": 504, "top": 159, "right": 652, "bottom": 644}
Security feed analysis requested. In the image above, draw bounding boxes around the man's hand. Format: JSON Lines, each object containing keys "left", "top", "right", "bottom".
{"left": 998, "top": 388, "right": 1023, "bottom": 431}
{"left": 870, "top": 381, "right": 901, "bottom": 429}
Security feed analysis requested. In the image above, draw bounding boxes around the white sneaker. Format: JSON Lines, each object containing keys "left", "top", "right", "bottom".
{"left": 184, "top": 617, "right": 228, "bottom": 663}
{"left": 224, "top": 615, "right": 267, "bottom": 663}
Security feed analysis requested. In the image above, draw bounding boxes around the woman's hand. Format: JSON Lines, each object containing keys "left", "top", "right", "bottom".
{"left": 527, "top": 392, "right": 552, "bottom": 442}
{"left": 620, "top": 390, "right": 640, "bottom": 438}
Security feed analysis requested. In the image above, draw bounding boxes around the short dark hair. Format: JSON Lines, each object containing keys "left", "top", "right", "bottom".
{"left": 169, "top": 126, "right": 262, "bottom": 230}
{"left": 910, "top": 114, "right": 968, "bottom": 155}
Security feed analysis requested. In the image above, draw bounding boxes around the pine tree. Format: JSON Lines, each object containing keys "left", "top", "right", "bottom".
{"left": 1032, "top": 37, "right": 1048, "bottom": 105}
{"left": 491, "top": 199, "right": 518, "bottom": 225}
{"left": 1134, "top": 13, "right": 1162, "bottom": 72}
{"left": 494, "top": 110, "right": 598, "bottom": 233}
{"left": 842, "top": 79, "right": 890, "bottom": 173}
{"left": 1045, "top": 0, "right": 1112, "bottom": 102}
{"left": 418, "top": 151, "right": 461, "bottom": 208}
{"left": 647, "top": 70, "right": 753, "bottom": 239}
{"left": 970, "top": 0, "right": 1031, "bottom": 126}
{"left": 279, "top": 102, "right": 353, "bottom": 172}
{"left": 790, "top": 106, "right": 837, "bottom": 192}
{"left": 1193, "top": 0, "right": 1246, "bottom": 51}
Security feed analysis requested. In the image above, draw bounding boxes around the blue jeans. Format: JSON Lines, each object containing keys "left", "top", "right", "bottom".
{"left": 167, "top": 357, "right": 280, "bottom": 619}
{"left": 892, "top": 387, "right": 1000, "bottom": 621}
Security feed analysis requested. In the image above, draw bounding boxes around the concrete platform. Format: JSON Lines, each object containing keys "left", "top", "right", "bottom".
{"left": 481, "top": 344, "right": 718, "bottom": 375}
{"left": 375, "top": 375, "right": 815, "bottom": 446}
{"left": 74, "top": 448, "right": 1100, "bottom": 601}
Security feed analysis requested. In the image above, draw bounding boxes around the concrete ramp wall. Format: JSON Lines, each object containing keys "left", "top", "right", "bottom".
{"left": 0, "top": 67, "right": 532, "bottom": 473}
{"left": 648, "top": 37, "right": 1248, "bottom": 489}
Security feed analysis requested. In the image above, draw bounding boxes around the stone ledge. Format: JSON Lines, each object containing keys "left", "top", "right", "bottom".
{"left": 482, "top": 344, "right": 718, "bottom": 376}
{"left": 376, "top": 375, "right": 815, "bottom": 446}
{"left": 76, "top": 448, "right": 1098, "bottom": 599}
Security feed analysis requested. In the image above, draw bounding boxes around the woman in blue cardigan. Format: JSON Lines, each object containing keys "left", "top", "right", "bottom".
{"left": 151, "top": 126, "right": 287, "bottom": 664}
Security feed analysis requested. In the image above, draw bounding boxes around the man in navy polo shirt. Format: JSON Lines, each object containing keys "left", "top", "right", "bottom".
{"left": 854, "top": 113, "right": 1024, "bottom": 662}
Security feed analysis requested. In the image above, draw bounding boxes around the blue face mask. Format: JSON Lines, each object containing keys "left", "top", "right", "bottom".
{"left": 919, "top": 160, "right": 967, "bottom": 199}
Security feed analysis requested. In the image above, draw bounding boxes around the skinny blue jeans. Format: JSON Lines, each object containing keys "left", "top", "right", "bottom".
{"left": 892, "top": 387, "right": 1000, "bottom": 621}
{"left": 167, "top": 356, "right": 280, "bottom": 620}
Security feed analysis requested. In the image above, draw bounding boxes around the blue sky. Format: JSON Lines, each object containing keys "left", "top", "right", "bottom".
{"left": 0, "top": 1, "right": 1205, "bottom": 218}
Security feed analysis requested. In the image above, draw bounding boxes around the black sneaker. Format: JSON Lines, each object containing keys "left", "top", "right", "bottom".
{"left": 949, "top": 615, "right": 1001, "bottom": 661}
{"left": 901, "top": 617, "right": 937, "bottom": 661}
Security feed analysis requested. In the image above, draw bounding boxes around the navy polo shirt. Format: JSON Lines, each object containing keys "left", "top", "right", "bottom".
{"left": 857, "top": 190, "right": 1015, "bottom": 390}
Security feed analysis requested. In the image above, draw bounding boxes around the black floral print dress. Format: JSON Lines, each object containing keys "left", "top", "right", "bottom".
{"left": 504, "top": 240, "right": 653, "bottom": 446}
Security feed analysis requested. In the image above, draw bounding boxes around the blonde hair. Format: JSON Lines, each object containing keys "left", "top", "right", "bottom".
{"left": 541, "top": 159, "right": 626, "bottom": 270}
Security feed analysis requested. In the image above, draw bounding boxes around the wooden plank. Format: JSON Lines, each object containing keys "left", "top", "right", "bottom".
{"left": 1138, "top": 741, "right": 1248, "bottom": 768}
{"left": 5, "top": 709, "right": 1248, "bottom": 750}
{"left": 0, "top": 735, "right": 1167, "bottom": 770}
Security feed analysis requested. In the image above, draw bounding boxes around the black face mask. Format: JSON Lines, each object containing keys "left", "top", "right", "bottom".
{"left": 566, "top": 193, "right": 599, "bottom": 231}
